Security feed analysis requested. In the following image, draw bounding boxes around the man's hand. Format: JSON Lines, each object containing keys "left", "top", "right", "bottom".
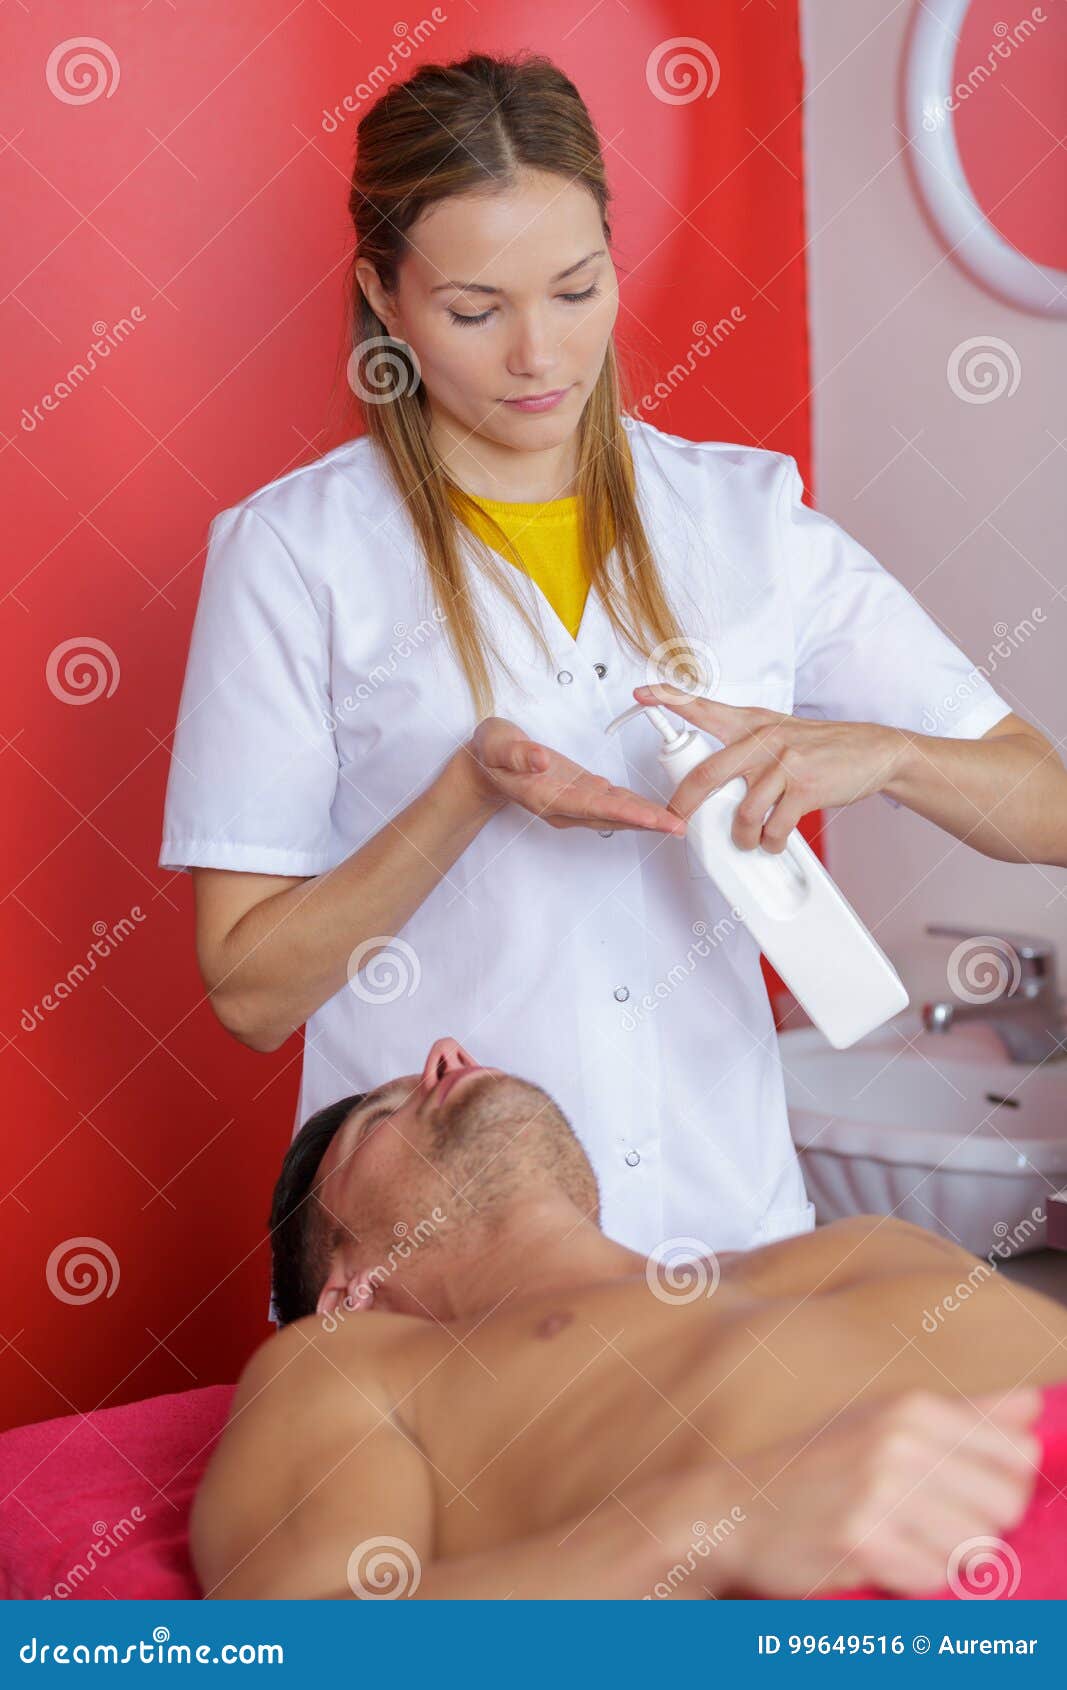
{"left": 713, "top": 1387, "right": 1042, "bottom": 1598}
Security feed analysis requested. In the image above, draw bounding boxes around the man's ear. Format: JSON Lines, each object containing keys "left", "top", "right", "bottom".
{"left": 316, "top": 1263, "right": 376, "bottom": 1322}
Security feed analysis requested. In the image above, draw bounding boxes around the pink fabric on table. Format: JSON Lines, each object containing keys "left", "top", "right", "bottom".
{"left": 824, "top": 1377, "right": 1067, "bottom": 1601}
{"left": 0, "top": 1384, "right": 235, "bottom": 1600}
{"left": 3, "top": 1378, "right": 1066, "bottom": 1601}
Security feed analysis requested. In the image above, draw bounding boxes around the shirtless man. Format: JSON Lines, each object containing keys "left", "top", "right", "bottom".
{"left": 190, "top": 1037, "right": 1062, "bottom": 1601}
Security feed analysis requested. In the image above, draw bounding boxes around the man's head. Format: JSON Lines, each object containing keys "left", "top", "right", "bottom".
{"left": 268, "top": 1038, "right": 600, "bottom": 1327}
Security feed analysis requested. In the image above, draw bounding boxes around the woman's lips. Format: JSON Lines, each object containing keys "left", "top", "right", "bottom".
{"left": 502, "top": 387, "right": 570, "bottom": 413}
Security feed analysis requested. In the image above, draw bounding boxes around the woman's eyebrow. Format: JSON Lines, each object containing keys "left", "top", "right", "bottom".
{"left": 430, "top": 248, "right": 606, "bottom": 296}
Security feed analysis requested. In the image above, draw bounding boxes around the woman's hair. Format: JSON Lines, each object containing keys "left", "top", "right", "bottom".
{"left": 342, "top": 49, "right": 701, "bottom": 717}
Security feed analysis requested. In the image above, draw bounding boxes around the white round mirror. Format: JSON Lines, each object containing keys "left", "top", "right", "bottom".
{"left": 902, "top": 0, "right": 1067, "bottom": 315}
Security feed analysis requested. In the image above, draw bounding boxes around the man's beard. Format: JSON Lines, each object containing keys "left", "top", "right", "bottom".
{"left": 427, "top": 1072, "right": 566, "bottom": 1193}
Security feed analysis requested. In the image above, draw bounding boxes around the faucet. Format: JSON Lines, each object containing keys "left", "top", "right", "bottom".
{"left": 921, "top": 922, "right": 1067, "bottom": 1064}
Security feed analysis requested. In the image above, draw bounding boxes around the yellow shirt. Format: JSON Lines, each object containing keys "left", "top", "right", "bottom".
{"left": 454, "top": 491, "right": 590, "bottom": 640}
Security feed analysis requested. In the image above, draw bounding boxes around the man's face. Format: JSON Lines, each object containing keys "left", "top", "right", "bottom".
{"left": 314, "top": 1037, "right": 584, "bottom": 1241}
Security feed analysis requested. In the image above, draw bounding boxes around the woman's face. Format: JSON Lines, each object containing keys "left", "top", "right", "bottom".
{"left": 357, "top": 169, "right": 619, "bottom": 461}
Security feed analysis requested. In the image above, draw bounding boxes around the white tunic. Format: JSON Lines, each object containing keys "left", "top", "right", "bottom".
{"left": 159, "top": 416, "right": 1011, "bottom": 1257}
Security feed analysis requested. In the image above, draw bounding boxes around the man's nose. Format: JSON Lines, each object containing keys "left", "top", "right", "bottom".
{"left": 420, "top": 1037, "right": 479, "bottom": 1100}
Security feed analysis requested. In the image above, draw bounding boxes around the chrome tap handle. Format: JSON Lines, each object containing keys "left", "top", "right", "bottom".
{"left": 924, "top": 923, "right": 1052, "bottom": 963}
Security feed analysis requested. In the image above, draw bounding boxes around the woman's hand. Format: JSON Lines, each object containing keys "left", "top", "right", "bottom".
{"left": 634, "top": 682, "right": 906, "bottom": 853}
{"left": 462, "top": 716, "right": 687, "bottom": 835}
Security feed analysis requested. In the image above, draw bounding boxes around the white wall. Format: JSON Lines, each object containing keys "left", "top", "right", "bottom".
{"left": 798, "top": 0, "right": 1067, "bottom": 1009}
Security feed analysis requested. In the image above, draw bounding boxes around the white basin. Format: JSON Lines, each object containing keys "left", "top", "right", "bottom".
{"left": 779, "top": 1011, "right": 1067, "bottom": 1257}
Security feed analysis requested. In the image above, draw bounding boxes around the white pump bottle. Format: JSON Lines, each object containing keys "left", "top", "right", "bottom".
{"left": 605, "top": 702, "right": 909, "bottom": 1049}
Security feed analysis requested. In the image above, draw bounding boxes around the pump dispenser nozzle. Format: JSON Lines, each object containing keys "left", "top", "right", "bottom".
{"left": 605, "top": 701, "right": 689, "bottom": 748}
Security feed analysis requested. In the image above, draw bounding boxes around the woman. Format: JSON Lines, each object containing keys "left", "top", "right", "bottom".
{"left": 158, "top": 52, "right": 1062, "bottom": 1307}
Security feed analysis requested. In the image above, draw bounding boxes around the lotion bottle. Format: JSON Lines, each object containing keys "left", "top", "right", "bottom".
{"left": 605, "top": 702, "right": 909, "bottom": 1048}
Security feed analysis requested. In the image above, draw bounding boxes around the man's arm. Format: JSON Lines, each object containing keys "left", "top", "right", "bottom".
{"left": 328, "top": 1488, "right": 707, "bottom": 1602}
{"left": 191, "top": 1321, "right": 1039, "bottom": 1600}
{"left": 190, "top": 1320, "right": 703, "bottom": 1601}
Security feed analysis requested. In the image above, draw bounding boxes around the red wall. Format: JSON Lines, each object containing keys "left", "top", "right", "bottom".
{"left": 1, "top": 0, "right": 812, "bottom": 1430}
{"left": 954, "top": 0, "right": 1067, "bottom": 269}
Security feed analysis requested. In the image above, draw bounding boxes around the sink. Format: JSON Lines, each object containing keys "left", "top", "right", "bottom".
{"left": 779, "top": 1011, "right": 1067, "bottom": 1257}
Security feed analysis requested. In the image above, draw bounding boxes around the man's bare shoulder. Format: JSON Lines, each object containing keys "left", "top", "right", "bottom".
{"left": 233, "top": 1304, "right": 424, "bottom": 1398}
{"left": 190, "top": 1310, "right": 426, "bottom": 1598}
{"left": 208, "top": 1306, "right": 420, "bottom": 1470}
{"left": 723, "top": 1214, "right": 975, "bottom": 1297}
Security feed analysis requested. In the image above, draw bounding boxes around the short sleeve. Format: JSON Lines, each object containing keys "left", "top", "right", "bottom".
{"left": 778, "top": 457, "right": 1013, "bottom": 806}
{"left": 159, "top": 504, "right": 340, "bottom": 874}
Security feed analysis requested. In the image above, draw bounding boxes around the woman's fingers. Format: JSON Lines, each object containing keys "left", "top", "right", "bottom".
{"left": 517, "top": 744, "right": 550, "bottom": 775}
{"left": 481, "top": 731, "right": 549, "bottom": 776}
{"left": 665, "top": 749, "right": 737, "bottom": 822}
{"left": 474, "top": 718, "right": 687, "bottom": 833}
{"left": 580, "top": 778, "right": 687, "bottom": 832}
{"left": 634, "top": 683, "right": 761, "bottom": 746}
{"left": 729, "top": 765, "right": 787, "bottom": 850}
{"left": 509, "top": 754, "right": 685, "bottom": 833}
{"left": 549, "top": 783, "right": 685, "bottom": 833}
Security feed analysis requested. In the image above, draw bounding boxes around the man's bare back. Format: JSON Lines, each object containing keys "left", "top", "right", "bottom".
{"left": 192, "top": 1213, "right": 1063, "bottom": 1600}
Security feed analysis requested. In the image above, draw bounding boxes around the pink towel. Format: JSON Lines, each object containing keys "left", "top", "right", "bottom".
{"left": 3, "top": 1378, "right": 1066, "bottom": 1600}
{"left": 0, "top": 1384, "right": 234, "bottom": 1599}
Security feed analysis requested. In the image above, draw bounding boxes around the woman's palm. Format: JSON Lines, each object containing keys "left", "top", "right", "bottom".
{"left": 470, "top": 716, "right": 685, "bottom": 835}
